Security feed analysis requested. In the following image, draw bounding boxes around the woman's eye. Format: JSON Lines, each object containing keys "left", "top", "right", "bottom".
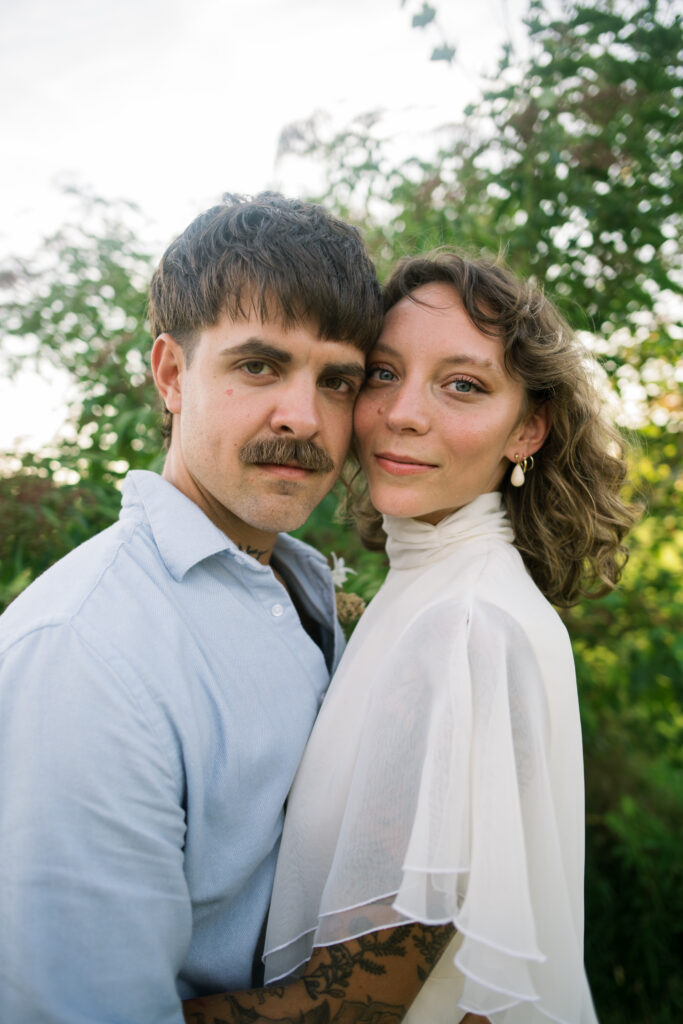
{"left": 447, "top": 378, "right": 482, "bottom": 394}
{"left": 367, "top": 366, "right": 396, "bottom": 383}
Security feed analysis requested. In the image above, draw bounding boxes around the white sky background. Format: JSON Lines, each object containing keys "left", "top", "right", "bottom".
{"left": 0, "top": 0, "right": 531, "bottom": 451}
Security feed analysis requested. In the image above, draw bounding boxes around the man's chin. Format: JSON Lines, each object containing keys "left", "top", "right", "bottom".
{"left": 248, "top": 488, "right": 334, "bottom": 535}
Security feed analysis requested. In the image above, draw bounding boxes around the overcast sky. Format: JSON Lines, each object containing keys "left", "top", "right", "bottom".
{"left": 1, "top": 0, "right": 530, "bottom": 450}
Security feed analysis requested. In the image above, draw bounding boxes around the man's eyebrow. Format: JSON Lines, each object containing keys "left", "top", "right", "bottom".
{"left": 220, "top": 339, "right": 365, "bottom": 379}
{"left": 322, "top": 360, "right": 366, "bottom": 380}
{"left": 371, "top": 342, "right": 503, "bottom": 376}
{"left": 220, "top": 339, "right": 292, "bottom": 363}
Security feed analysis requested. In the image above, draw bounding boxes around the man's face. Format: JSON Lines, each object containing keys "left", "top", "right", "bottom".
{"left": 154, "top": 310, "right": 365, "bottom": 554}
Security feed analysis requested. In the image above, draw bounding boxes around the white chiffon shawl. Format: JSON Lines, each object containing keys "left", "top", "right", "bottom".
{"left": 263, "top": 493, "right": 599, "bottom": 1023}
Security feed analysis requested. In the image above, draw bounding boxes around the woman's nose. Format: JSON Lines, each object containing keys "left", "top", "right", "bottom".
{"left": 384, "top": 382, "right": 430, "bottom": 434}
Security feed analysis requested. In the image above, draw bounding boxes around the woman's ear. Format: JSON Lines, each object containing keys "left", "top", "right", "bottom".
{"left": 505, "top": 402, "right": 551, "bottom": 461}
{"left": 151, "top": 334, "right": 185, "bottom": 415}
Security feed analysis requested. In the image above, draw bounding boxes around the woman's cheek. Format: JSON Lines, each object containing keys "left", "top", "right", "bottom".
{"left": 352, "top": 394, "right": 377, "bottom": 438}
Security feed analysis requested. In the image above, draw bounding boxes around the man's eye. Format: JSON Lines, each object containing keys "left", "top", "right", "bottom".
{"left": 242, "top": 361, "right": 271, "bottom": 376}
{"left": 323, "top": 377, "right": 354, "bottom": 393}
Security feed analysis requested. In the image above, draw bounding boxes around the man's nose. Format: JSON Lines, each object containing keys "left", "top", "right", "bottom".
{"left": 269, "top": 377, "right": 321, "bottom": 437}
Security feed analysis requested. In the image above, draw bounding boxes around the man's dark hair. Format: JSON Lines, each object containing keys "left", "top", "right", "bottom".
{"left": 149, "top": 192, "right": 383, "bottom": 356}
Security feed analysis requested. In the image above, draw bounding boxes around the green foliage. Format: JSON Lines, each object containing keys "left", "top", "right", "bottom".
{"left": 430, "top": 44, "right": 455, "bottom": 63}
{"left": 562, "top": 428, "right": 683, "bottom": 1019}
{"left": 1, "top": 189, "right": 164, "bottom": 489}
{"left": 0, "top": 2, "right": 681, "bottom": 1019}
{"left": 402, "top": 0, "right": 455, "bottom": 62}
{"left": 584, "top": 778, "right": 683, "bottom": 1022}
{"left": 0, "top": 456, "right": 120, "bottom": 610}
{"left": 467, "top": 0, "right": 682, "bottom": 357}
{"left": 282, "top": 0, "right": 682, "bottom": 409}
{"left": 0, "top": 191, "right": 164, "bottom": 608}
{"left": 411, "top": 3, "right": 436, "bottom": 29}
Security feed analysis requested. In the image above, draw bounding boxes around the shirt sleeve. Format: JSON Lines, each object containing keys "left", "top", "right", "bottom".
{"left": 0, "top": 623, "right": 191, "bottom": 1024}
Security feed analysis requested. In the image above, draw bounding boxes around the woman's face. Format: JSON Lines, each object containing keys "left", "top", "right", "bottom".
{"left": 354, "top": 283, "right": 548, "bottom": 524}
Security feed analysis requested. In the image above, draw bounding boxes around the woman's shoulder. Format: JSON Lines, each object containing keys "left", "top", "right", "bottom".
{"left": 399, "top": 547, "right": 572, "bottom": 677}
{"left": 371, "top": 538, "right": 571, "bottom": 666}
{"left": 421, "top": 539, "right": 561, "bottom": 621}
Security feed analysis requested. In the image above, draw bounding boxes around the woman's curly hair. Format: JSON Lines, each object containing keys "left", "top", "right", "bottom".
{"left": 346, "top": 250, "right": 640, "bottom": 608}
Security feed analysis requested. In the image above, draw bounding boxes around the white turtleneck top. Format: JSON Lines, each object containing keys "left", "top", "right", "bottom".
{"left": 263, "top": 492, "right": 599, "bottom": 1023}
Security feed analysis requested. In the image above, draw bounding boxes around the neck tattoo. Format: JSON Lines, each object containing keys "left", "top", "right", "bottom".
{"left": 238, "top": 542, "right": 271, "bottom": 563}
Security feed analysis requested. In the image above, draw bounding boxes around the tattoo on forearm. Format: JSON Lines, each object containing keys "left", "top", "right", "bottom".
{"left": 411, "top": 923, "right": 452, "bottom": 979}
{"left": 303, "top": 926, "right": 411, "bottom": 1000}
{"left": 182, "top": 923, "right": 455, "bottom": 1024}
{"left": 186, "top": 996, "right": 406, "bottom": 1023}
{"left": 330, "top": 999, "right": 406, "bottom": 1023}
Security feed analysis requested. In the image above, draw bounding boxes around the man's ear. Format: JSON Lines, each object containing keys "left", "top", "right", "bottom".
{"left": 151, "top": 333, "right": 185, "bottom": 415}
{"left": 505, "top": 402, "right": 551, "bottom": 462}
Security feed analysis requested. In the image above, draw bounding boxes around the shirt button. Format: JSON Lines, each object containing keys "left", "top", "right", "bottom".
{"left": 272, "top": 603, "right": 284, "bottom": 617}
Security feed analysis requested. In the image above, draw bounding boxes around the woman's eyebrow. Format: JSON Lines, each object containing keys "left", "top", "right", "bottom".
{"left": 440, "top": 354, "right": 503, "bottom": 376}
{"left": 369, "top": 342, "right": 400, "bottom": 359}
{"left": 372, "top": 342, "right": 503, "bottom": 376}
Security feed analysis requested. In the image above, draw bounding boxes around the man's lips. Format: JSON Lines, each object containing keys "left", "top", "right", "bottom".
{"left": 373, "top": 452, "right": 437, "bottom": 476}
{"left": 255, "top": 462, "right": 313, "bottom": 480}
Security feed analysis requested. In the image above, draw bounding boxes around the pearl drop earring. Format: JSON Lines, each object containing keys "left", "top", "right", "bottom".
{"left": 511, "top": 454, "right": 534, "bottom": 487}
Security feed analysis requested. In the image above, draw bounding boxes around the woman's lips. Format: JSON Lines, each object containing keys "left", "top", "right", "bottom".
{"left": 374, "top": 452, "right": 437, "bottom": 476}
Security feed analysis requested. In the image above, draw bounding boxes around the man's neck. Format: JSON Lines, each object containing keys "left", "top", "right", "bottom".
{"left": 160, "top": 459, "right": 277, "bottom": 565}
{"left": 236, "top": 540, "right": 274, "bottom": 564}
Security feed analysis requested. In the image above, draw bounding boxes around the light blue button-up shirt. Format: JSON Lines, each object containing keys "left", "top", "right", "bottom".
{"left": 0, "top": 470, "right": 344, "bottom": 1024}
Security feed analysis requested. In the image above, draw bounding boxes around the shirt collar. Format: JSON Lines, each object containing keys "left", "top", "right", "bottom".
{"left": 121, "top": 470, "right": 251, "bottom": 581}
{"left": 121, "top": 470, "right": 331, "bottom": 584}
{"left": 272, "top": 531, "right": 330, "bottom": 586}
{"left": 383, "top": 491, "right": 514, "bottom": 570}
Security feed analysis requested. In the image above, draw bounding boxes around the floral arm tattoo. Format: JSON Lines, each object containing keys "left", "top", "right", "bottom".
{"left": 183, "top": 922, "right": 455, "bottom": 1024}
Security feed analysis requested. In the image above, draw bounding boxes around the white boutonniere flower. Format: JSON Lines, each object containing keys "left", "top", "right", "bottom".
{"left": 329, "top": 551, "right": 357, "bottom": 588}
{"left": 329, "top": 552, "right": 366, "bottom": 625}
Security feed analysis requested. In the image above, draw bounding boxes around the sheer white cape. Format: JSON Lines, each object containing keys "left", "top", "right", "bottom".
{"left": 263, "top": 493, "right": 599, "bottom": 1023}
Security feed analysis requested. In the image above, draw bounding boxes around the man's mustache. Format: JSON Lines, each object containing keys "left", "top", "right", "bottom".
{"left": 240, "top": 438, "right": 335, "bottom": 474}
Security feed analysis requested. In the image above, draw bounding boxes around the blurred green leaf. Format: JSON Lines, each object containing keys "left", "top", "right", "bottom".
{"left": 430, "top": 44, "right": 455, "bottom": 62}
{"left": 411, "top": 3, "right": 436, "bottom": 29}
